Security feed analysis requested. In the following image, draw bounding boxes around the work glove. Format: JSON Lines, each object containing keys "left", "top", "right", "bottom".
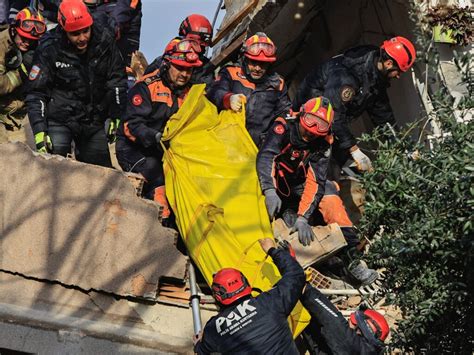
{"left": 105, "top": 118, "right": 120, "bottom": 143}
{"left": 5, "top": 48, "right": 22, "bottom": 70}
{"left": 229, "top": 94, "right": 246, "bottom": 112}
{"left": 264, "top": 189, "right": 282, "bottom": 220}
{"left": 350, "top": 146, "right": 373, "bottom": 172}
{"left": 34, "top": 132, "right": 53, "bottom": 153}
{"left": 291, "top": 216, "right": 315, "bottom": 246}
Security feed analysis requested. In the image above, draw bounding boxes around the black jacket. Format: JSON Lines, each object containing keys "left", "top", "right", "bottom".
{"left": 25, "top": 21, "right": 127, "bottom": 135}
{"left": 195, "top": 248, "right": 305, "bottom": 355}
{"left": 257, "top": 116, "right": 332, "bottom": 220}
{"left": 207, "top": 63, "right": 291, "bottom": 147}
{"left": 145, "top": 53, "right": 215, "bottom": 86}
{"left": 293, "top": 46, "right": 395, "bottom": 150}
{"left": 302, "top": 285, "right": 383, "bottom": 355}
{"left": 116, "top": 68, "right": 191, "bottom": 150}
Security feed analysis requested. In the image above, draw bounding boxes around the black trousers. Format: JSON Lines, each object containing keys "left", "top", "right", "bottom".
{"left": 48, "top": 121, "right": 112, "bottom": 168}
{"left": 115, "top": 138, "right": 164, "bottom": 199}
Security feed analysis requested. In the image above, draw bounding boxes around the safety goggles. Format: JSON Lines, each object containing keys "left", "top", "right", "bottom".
{"left": 246, "top": 42, "right": 276, "bottom": 57}
{"left": 174, "top": 39, "right": 202, "bottom": 53}
{"left": 301, "top": 112, "right": 330, "bottom": 134}
{"left": 17, "top": 19, "right": 46, "bottom": 36}
{"left": 187, "top": 31, "right": 211, "bottom": 46}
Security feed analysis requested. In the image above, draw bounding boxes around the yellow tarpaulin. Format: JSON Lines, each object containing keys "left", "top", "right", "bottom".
{"left": 162, "top": 84, "right": 309, "bottom": 336}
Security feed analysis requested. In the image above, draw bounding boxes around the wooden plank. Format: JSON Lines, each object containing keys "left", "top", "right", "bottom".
{"left": 211, "top": 32, "right": 247, "bottom": 66}
{"left": 212, "top": 0, "right": 258, "bottom": 46}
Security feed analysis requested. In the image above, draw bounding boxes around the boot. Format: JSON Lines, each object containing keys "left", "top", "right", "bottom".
{"left": 347, "top": 260, "right": 379, "bottom": 286}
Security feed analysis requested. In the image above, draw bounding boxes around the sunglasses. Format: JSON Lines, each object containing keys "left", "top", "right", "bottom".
{"left": 301, "top": 112, "right": 330, "bottom": 133}
{"left": 18, "top": 19, "right": 46, "bottom": 36}
{"left": 246, "top": 42, "right": 276, "bottom": 57}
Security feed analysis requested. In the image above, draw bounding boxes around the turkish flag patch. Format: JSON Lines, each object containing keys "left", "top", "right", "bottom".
{"left": 132, "top": 94, "right": 143, "bottom": 106}
{"left": 274, "top": 124, "right": 285, "bottom": 135}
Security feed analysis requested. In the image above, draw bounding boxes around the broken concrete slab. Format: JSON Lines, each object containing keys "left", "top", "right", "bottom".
{"left": 272, "top": 220, "right": 347, "bottom": 267}
{"left": 0, "top": 142, "right": 187, "bottom": 298}
{"left": 0, "top": 272, "right": 215, "bottom": 353}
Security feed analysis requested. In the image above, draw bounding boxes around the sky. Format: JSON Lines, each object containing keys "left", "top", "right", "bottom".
{"left": 140, "top": 0, "right": 225, "bottom": 63}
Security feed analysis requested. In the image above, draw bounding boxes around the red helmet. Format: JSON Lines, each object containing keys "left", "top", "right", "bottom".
{"left": 179, "top": 14, "right": 213, "bottom": 47}
{"left": 58, "top": 0, "right": 93, "bottom": 32}
{"left": 381, "top": 36, "right": 416, "bottom": 72}
{"left": 211, "top": 268, "right": 252, "bottom": 306}
{"left": 243, "top": 32, "right": 277, "bottom": 63}
{"left": 14, "top": 7, "right": 46, "bottom": 40}
{"left": 163, "top": 38, "right": 203, "bottom": 68}
{"left": 350, "top": 309, "right": 390, "bottom": 342}
{"left": 299, "top": 97, "right": 334, "bottom": 137}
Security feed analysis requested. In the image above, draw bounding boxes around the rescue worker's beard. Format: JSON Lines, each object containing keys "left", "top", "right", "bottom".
{"left": 161, "top": 66, "right": 188, "bottom": 94}
{"left": 242, "top": 58, "right": 268, "bottom": 84}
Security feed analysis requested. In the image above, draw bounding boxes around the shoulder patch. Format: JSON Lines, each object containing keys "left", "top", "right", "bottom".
{"left": 274, "top": 124, "right": 285, "bottom": 135}
{"left": 29, "top": 65, "right": 41, "bottom": 81}
{"left": 340, "top": 85, "right": 355, "bottom": 103}
{"left": 132, "top": 94, "right": 143, "bottom": 106}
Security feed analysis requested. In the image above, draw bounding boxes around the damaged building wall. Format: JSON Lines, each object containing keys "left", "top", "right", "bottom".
{"left": 0, "top": 142, "right": 187, "bottom": 298}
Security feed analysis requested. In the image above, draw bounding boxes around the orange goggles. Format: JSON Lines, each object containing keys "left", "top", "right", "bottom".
{"left": 174, "top": 39, "right": 202, "bottom": 53}
{"left": 246, "top": 42, "right": 276, "bottom": 57}
{"left": 18, "top": 19, "right": 46, "bottom": 35}
{"left": 301, "top": 113, "right": 330, "bottom": 134}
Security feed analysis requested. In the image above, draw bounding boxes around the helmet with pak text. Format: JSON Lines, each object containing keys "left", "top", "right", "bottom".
{"left": 163, "top": 38, "right": 203, "bottom": 68}
{"left": 242, "top": 32, "right": 277, "bottom": 62}
{"left": 212, "top": 268, "right": 252, "bottom": 306}
{"left": 58, "top": 0, "right": 93, "bottom": 32}
{"left": 381, "top": 36, "right": 416, "bottom": 72}
{"left": 299, "top": 96, "right": 334, "bottom": 137}
{"left": 14, "top": 7, "right": 46, "bottom": 40}
{"left": 179, "top": 14, "right": 213, "bottom": 47}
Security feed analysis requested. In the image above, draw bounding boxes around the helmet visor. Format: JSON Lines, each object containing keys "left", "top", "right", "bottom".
{"left": 19, "top": 19, "right": 46, "bottom": 35}
{"left": 246, "top": 42, "right": 276, "bottom": 57}
{"left": 301, "top": 112, "right": 330, "bottom": 134}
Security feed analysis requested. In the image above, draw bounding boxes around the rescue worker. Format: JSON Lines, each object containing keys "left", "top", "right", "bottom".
{"left": 1, "top": 7, "right": 46, "bottom": 143}
{"left": 257, "top": 97, "right": 378, "bottom": 285}
{"left": 193, "top": 237, "right": 305, "bottom": 354}
{"left": 293, "top": 37, "right": 416, "bottom": 173}
{"left": 115, "top": 38, "right": 202, "bottom": 224}
{"left": 207, "top": 32, "right": 291, "bottom": 147}
{"left": 145, "top": 14, "right": 215, "bottom": 86}
{"left": 9, "top": 0, "right": 60, "bottom": 26}
{"left": 26, "top": 0, "right": 127, "bottom": 167}
{"left": 302, "top": 284, "right": 390, "bottom": 354}
{"left": 83, "top": 0, "right": 142, "bottom": 67}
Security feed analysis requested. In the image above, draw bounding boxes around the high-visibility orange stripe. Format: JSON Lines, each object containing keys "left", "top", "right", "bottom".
{"left": 124, "top": 122, "right": 137, "bottom": 142}
{"left": 130, "top": 0, "right": 139, "bottom": 9}
{"left": 318, "top": 195, "right": 353, "bottom": 227}
{"left": 297, "top": 165, "right": 318, "bottom": 216}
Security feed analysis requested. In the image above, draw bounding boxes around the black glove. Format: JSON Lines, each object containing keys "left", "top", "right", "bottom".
{"left": 264, "top": 189, "right": 282, "bottom": 219}
{"left": 291, "top": 216, "right": 315, "bottom": 246}
{"left": 5, "top": 48, "right": 22, "bottom": 70}
{"left": 105, "top": 118, "right": 120, "bottom": 143}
